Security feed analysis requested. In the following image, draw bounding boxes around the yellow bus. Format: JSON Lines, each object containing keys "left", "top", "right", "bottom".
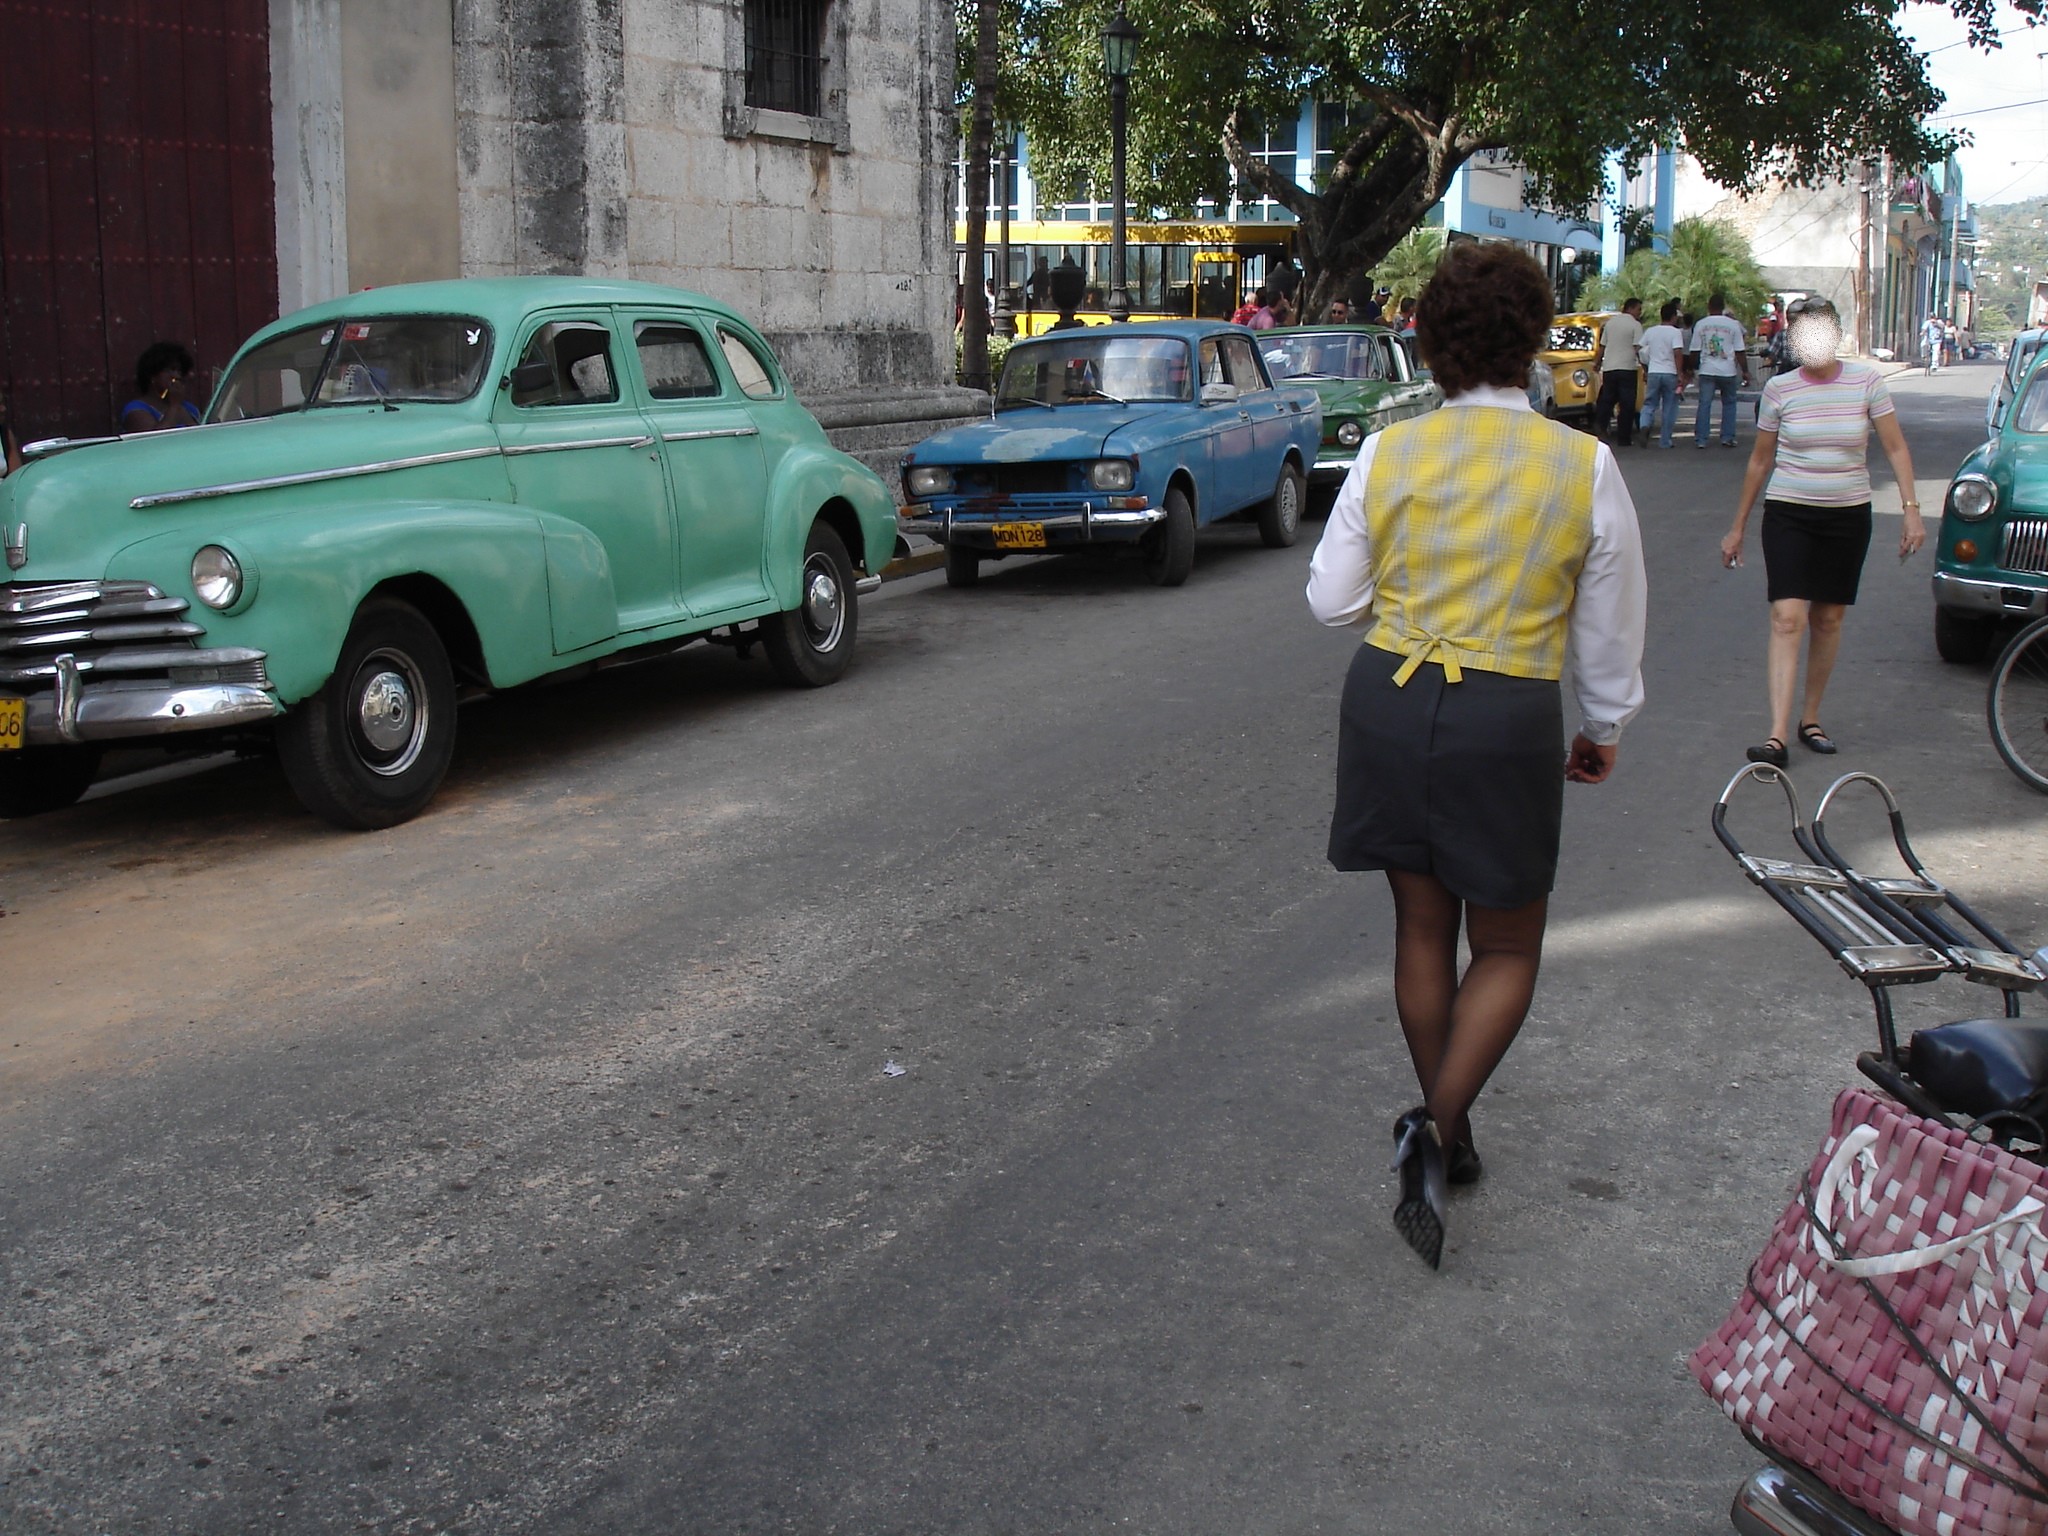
{"left": 958, "top": 220, "right": 1298, "bottom": 333}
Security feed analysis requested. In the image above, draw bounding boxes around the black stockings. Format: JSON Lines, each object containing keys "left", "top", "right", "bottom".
{"left": 1386, "top": 869, "right": 1548, "bottom": 1151}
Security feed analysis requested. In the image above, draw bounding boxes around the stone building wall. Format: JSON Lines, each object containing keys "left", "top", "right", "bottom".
{"left": 449, "top": 0, "right": 956, "bottom": 401}
{"left": 272, "top": 0, "right": 980, "bottom": 477}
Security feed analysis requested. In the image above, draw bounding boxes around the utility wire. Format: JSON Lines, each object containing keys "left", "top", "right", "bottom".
{"left": 1933, "top": 93, "right": 2048, "bottom": 119}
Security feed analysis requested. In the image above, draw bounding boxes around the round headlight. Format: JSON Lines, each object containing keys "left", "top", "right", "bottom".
{"left": 1950, "top": 476, "right": 1997, "bottom": 522}
{"left": 906, "top": 464, "right": 954, "bottom": 498}
{"left": 1571, "top": 368, "right": 1590, "bottom": 388}
{"left": 1087, "top": 459, "right": 1135, "bottom": 492}
{"left": 192, "top": 545, "right": 243, "bottom": 610}
{"left": 1335, "top": 420, "right": 1364, "bottom": 448}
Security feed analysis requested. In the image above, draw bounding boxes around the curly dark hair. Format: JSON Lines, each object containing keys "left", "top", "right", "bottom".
{"left": 1412, "top": 243, "right": 1553, "bottom": 395}
{"left": 134, "top": 341, "right": 195, "bottom": 396}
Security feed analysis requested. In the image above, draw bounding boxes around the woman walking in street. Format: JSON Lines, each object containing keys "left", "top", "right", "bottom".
{"left": 1719, "top": 299, "right": 1924, "bottom": 765}
{"left": 1306, "top": 243, "right": 1647, "bottom": 1269}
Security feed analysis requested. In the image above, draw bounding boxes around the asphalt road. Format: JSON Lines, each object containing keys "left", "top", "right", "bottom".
{"left": 4, "top": 363, "right": 2045, "bottom": 1535}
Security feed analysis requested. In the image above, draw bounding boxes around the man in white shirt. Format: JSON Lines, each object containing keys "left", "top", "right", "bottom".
{"left": 1922, "top": 313, "right": 1946, "bottom": 375}
{"left": 1594, "top": 298, "right": 1644, "bottom": 445}
{"left": 1690, "top": 292, "right": 1747, "bottom": 448}
{"left": 1639, "top": 298, "right": 1686, "bottom": 448}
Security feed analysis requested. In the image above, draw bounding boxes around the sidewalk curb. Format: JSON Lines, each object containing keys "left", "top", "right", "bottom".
{"left": 880, "top": 545, "right": 947, "bottom": 582}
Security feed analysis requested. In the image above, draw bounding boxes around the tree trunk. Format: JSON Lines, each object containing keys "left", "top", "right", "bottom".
{"left": 958, "top": 0, "right": 1000, "bottom": 390}
{"left": 1223, "top": 109, "right": 1473, "bottom": 323}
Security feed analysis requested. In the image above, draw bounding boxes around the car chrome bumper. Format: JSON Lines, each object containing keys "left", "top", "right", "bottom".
{"left": 1732, "top": 1466, "right": 1893, "bottom": 1536}
{"left": 1932, "top": 569, "right": 2048, "bottom": 619}
{"left": 1310, "top": 454, "right": 1357, "bottom": 484}
{"left": 23, "top": 668, "right": 282, "bottom": 747}
{"left": 901, "top": 503, "right": 1166, "bottom": 546}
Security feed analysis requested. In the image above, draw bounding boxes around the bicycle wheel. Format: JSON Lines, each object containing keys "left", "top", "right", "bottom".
{"left": 1988, "top": 615, "right": 2048, "bottom": 793}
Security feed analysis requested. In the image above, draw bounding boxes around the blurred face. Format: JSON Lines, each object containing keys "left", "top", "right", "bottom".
{"left": 1788, "top": 311, "right": 1842, "bottom": 368}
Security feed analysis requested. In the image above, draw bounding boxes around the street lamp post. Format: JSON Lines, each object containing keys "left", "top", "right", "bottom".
{"left": 994, "top": 129, "right": 1016, "bottom": 340}
{"left": 1101, "top": 6, "right": 1140, "bottom": 322}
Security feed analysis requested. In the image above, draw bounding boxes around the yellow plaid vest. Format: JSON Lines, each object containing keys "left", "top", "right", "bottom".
{"left": 1363, "top": 407, "right": 1598, "bottom": 684}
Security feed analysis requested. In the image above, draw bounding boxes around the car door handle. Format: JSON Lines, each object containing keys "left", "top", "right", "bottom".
{"left": 1238, "top": 410, "right": 1251, "bottom": 420}
{"left": 627, "top": 435, "right": 654, "bottom": 449}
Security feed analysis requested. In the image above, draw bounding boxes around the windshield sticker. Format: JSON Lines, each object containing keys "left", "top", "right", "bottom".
{"left": 342, "top": 323, "right": 372, "bottom": 342}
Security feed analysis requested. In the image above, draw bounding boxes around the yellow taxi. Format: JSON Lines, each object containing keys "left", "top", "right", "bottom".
{"left": 1540, "top": 312, "right": 1644, "bottom": 423}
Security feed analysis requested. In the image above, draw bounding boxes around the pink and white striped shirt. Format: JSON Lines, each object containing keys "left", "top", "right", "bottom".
{"left": 1758, "top": 362, "right": 1895, "bottom": 507}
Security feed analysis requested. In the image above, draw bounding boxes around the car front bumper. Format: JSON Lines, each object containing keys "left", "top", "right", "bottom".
{"left": 14, "top": 651, "right": 282, "bottom": 748}
{"left": 1310, "top": 450, "right": 1358, "bottom": 485}
{"left": 1932, "top": 569, "right": 2048, "bottom": 619}
{"left": 901, "top": 501, "right": 1167, "bottom": 548}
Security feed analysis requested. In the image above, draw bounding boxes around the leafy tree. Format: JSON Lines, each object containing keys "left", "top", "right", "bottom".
{"left": 1368, "top": 228, "right": 1446, "bottom": 310}
{"left": 1002, "top": 0, "right": 2028, "bottom": 319}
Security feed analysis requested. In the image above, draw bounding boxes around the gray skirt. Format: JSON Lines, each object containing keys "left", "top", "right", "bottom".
{"left": 1327, "top": 643, "right": 1565, "bottom": 909}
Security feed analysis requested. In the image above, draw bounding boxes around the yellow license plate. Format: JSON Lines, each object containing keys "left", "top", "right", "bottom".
{"left": 993, "top": 522, "right": 1046, "bottom": 551}
{"left": 0, "top": 695, "right": 22, "bottom": 751}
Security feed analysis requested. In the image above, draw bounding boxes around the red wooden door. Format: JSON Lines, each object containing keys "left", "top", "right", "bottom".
{"left": 1, "top": 0, "right": 277, "bottom": 444}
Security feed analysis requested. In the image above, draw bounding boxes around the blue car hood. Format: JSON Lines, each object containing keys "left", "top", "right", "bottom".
{"left": 910, "top": 403, "right": 1159, "bottom": 465}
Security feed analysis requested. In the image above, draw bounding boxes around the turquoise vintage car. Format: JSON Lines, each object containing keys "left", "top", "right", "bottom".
{"left": 0, "top": 278, "right": 899, "bottom": 827}
{"left": 1258, "top": 324, "right": 1442, "bottom": 487}
{"left": 1932, "top": 345, "right": 2048, "bottom": 663}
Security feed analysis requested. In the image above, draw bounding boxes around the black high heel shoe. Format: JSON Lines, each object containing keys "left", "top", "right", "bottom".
{"left": 1391, "top": 1107, "right": 1447, "bottom": 1268}
{"left": 1446, "top": 1137, "right": 1483, "bottom": 1186}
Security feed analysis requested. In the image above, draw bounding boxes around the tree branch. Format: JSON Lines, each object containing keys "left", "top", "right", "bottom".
{"left": 1221, "top": 108, "right": 1318, "bottom": 224}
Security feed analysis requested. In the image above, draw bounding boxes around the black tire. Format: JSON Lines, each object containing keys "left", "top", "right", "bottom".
{"left": 762, "top": 522, "right": 858, "bottom": 687}
{"left": 1257, "top": 461, "right": 1305, "bottom": 549}
{"left": 1935, "top": 606, "right": 1998, "bottom": 665}
{"left": 944, "top": 542, "right": 981, "bottom": 588}
{"left": 1988, "top": 616, "right": 2048, "bottom": 794}
{"left": 276, "top": 598, "right": 457, "bottom": 830}
{"left": 1143, "top": 487, "right": 1196, "bottom": 588}
{"left": 0, "top": 745, "right": 102, "bottom": 818}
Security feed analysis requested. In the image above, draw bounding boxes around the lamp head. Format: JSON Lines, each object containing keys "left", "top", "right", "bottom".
{"left": 1101, "top": 6, "right": 1141, "bottom": 78}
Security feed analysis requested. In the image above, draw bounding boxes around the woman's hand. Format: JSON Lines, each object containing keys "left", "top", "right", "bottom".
{"left": 1720, "top": 527, "right": 1745, "bottom": 569}
{"left": 1565, "top": 734, "right": 1616, "bottom": 784}
{"left": 1898, "top": 507, "right": 1927, "bottom": 560}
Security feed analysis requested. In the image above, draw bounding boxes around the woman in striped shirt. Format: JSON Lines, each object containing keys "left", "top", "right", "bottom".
{"left": 1718, "top": 299, "right": 1925, "bottom": 765}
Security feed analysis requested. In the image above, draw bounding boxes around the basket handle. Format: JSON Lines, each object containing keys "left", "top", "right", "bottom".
{"left": 1811, "top": 1125, "right": 2047, "bottom": 1277}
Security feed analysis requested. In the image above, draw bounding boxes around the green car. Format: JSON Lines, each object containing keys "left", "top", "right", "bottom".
{"left": 1257, "top": 325, "right": 1443, "bottom": 488}
{"left": 0, "top": 278, "right": 899, "bottom": 828}
{"left": 1932, "top": 345, "right": 2048, "bottom": 662}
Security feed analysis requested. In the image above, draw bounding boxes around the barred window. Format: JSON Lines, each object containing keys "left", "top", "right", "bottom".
{"left": 745, "top": 0, "right": 826, "bottom": 117}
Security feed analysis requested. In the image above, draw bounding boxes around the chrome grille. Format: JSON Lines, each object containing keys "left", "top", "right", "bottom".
{"left": 2003, "top": 518, "right": 2048, "bottom": 575}
{"left": 0, "top": 580, "right": 208, "bottom": 691}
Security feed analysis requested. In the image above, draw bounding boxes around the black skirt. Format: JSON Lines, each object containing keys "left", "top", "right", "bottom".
{"left": 1328, "top": 644, "right": 1565, "bottom": 909}
{"left": 1760, "top": 499, "right": 1873, "bottom": 605}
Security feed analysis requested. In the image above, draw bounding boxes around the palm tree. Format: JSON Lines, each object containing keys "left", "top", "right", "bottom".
{"left": 1368, "top": 228, "right": 1446, "bottom": 309}
{"left": 1577, "top": 219, "right": 1766, "bottom": 325}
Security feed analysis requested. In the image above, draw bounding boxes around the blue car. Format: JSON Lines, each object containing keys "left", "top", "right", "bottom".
{"left": 900, "top": 321, "right": 1323, "bottom": 588}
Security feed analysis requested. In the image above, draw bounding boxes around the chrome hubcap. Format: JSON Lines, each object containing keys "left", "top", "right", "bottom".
{"left": 351, "top": 649, "right": 429, "bottom": 777}
{"left": 1281, "top": 477, "right": 1300, "bottom": 529}
{"left": 800, "top": 555, "right": 845, "bottom": 650}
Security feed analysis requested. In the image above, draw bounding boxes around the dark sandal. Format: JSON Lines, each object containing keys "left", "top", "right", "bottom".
{"left": 1391, "top": 1107, "right": 1447, "bottom": 1268}
{"left": 1446, "top": 1138, "right": 1483, "bottom": 1187}
{"left": 1798, "top": 722, "right": 1838, "bottom": 755}
{"left": 1746, "top": 737, "right": 1789, "bottom": 768}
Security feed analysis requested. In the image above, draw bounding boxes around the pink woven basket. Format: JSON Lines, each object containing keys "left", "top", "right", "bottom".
{"left": 1693, "top": 1088, "right": 2048, "bottom": 1536}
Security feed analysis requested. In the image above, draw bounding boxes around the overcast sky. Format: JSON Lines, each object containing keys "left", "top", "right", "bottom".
{"left": 1902, "top": 2, "right": 2048, "bottom": 207}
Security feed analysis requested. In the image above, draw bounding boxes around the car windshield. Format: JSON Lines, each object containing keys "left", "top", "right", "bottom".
{"left": 996, "top": 335, "right": 1191, "bottom": 407}
{"left": 209, "top": 316, "right": 495, "bottom": 421}
{"left": 2014, "top": 367, "right": 2048, "bottom": 434}
{"left": 1547, "top": 323, "right": 1598, "bottom": 353}
{"left": 1260, "top": 332, "right": 1383, "bottom": 381}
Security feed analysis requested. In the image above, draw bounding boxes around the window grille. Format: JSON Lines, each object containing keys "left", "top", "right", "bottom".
{"left": 745, "top": 0, "right": 827, "bottom": 117}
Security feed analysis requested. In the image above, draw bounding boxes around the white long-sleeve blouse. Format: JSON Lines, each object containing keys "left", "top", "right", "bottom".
{"left": 1304, "top": 384, "right": 1648, "bottom": 744}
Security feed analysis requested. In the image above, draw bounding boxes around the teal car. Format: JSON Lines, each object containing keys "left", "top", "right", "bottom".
{"left": 0, "top": 278, "right": 899, "bottom": 827}
{"left": 1257, "top": 325, "right": 1442, "bottom": 488}
{"left": 1933, "top": 345, "right": 2048, "bottom": 663}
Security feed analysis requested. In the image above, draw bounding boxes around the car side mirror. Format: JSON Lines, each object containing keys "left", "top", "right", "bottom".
{"left": 1200, "top": 382, "right": 1240, "bottom": 405}
{"left": 507, "top": 360, "right": 556, "bottom": 395}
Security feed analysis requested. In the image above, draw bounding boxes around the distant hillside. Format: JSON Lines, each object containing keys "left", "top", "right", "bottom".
{"left": 1973, "top": 197, "right": 2048, "bottom": 337}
